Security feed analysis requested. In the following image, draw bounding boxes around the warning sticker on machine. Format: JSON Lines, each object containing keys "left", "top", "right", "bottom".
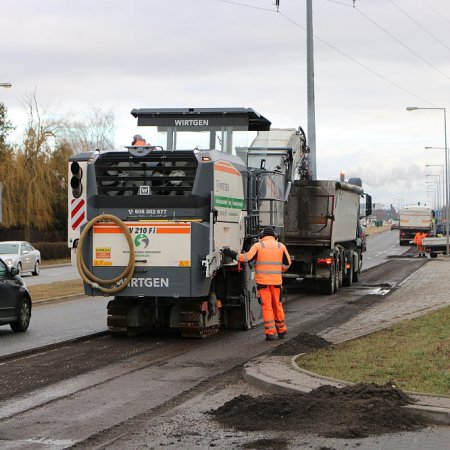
{"left": 95, "top": 247, "right": 111, "bottom": 259}
{"left": 92, "top": 222, "right": 191, "bottom": 267}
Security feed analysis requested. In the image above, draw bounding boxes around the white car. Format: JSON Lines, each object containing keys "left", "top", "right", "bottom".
{"left": 0, "top": 241, "right": 41, "bottom": 276}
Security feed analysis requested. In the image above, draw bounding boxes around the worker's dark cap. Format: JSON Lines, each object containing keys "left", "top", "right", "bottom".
{"left": 261, "top": 227, "right": 276, "bottom": 237}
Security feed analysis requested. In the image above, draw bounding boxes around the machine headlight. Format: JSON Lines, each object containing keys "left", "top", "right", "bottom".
{"left": 5, "top": 259, "right": 12, "bottom": 265}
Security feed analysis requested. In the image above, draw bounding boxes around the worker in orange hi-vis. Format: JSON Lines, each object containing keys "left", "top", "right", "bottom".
{"left": 413, "top": 231, "right": 427, "bottom": 257}
{"left": 131, "top": 134, "right": 149, "bottom": 146}
{"left": 222, "top": 227, "right": 292, "bottom": 341}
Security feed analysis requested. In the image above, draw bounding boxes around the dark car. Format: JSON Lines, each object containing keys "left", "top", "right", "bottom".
{"left": 0, "top": 257, "right": 32, "bottom": 332}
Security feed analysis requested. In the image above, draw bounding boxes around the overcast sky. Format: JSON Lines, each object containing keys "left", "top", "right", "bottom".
{"left": 1, "top": 0, "right": 450, "bottom": 210}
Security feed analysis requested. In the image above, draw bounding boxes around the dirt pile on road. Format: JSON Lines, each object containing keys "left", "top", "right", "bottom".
{"left": 271, "top": 332, "right": 331, "bottom": 356}
{"left": 211, "top": 383, "right": 424, "bottom": 438}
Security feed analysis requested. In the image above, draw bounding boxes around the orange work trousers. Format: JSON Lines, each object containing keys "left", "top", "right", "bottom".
{"left": 258, "top": 285, "right": 287, "bottom": 336}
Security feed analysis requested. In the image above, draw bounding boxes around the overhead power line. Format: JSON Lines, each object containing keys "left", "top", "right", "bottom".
{"left": 419, "top": 0, "right": 450, "bottom": 26}
{"left": 354, "top": 7, "right": 450, "bottom": 82}
{"left": 214, "top": 0, "right": 437, "bottom": 106}
{"left": 387, "top": 0, "right": 450, "bottom": 53}
{"left": 278, "top": 12, "right": 436, "bottom": 107}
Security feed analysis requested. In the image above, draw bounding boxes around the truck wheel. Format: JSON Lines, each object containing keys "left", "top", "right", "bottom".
{"left": 337, "top": 254, "right": 343, "bottom": 289}
{"left": 319, "top": 264, "right": 335, "bottom": 295}
{"left": 352, "top": 261, "right": 360, "bottom": 282}
{"left": 343, "top": 258, "right": 353, "bottom": 287}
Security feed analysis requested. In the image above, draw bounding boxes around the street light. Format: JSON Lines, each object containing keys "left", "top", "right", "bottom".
{"left": 0, "top": 83, "right": 12, "bottom": 88}
{"left": 426, "top": 174, "right": 441, "bottom": 209}
{"left": 426, "top": 163, "right": 444, "bottom": 214}
{"left": 426, "top": 182, "right": 438, "bottom": 209}
{"left": 407, "top": 106, "right": 449, "bottom": 255}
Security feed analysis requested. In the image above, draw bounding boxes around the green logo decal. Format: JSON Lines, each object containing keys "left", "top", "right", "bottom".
{"left": 134, "top": 233, "right": 149, "bottom": 249}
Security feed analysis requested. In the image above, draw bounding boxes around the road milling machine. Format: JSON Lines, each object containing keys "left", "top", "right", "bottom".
{"left": 68, "top": 107, "right": 370, "bottom": 337}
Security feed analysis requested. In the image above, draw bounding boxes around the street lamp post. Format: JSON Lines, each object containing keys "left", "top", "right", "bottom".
{"left": 426, "top": 162, "right": 444, "bottom": 216}
{"left": 406, "top": 107, "right": 449, "bottom": 255}
{"left": 426, "top": 182, "right": 438, "bottom": 209}
{"left": 426, "top": 174, "right": 441, "bottom": 209}
{"left": 426, "top": 192, "right": 436, "bottom": 209}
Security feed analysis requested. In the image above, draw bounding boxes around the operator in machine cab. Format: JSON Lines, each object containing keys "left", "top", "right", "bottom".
{"left": 223, "top": 227, "right": 291, "bottom": 341}
{"left": 131, "top": 134, "right": 149, "bottom": 146}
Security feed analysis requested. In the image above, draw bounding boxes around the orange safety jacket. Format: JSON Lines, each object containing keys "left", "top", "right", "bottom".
{"left": 133, "top": 139, "right": 147, "bottom": 146}
{"left": 238, "top": 236, "right": 291, "bottom": 286}
{"left": 413, "top": 232, "right": 426, "bottom": 245}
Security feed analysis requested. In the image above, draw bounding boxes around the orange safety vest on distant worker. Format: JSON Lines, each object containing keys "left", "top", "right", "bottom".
{"left": 413, "top": 232, "right": 426, "bottom": 246}
{"left": 133, "top": 139, "right": 147, "bottom": 146}
{"left": 238, "top": 236, "right": 291, "bottom": 285}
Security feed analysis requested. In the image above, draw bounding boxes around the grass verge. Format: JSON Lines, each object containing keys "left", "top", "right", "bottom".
{"left": 29, "top": 279, "right": 84, "bottom": 302}
{"left": 365, "top": 225, "right": 391, "bottom": 236}
{"left": 298, "top": 306, "right": 450, "bottom": 395}
{"left": 41, "top": 258, "right": 71, "bottom": 266}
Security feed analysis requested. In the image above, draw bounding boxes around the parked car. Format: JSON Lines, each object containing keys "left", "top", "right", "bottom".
{"left": 0, "top": 241, "right": 41, "bottom": 276}
{"left": 0, "top": 257, "right": 32, "bottom": 332}
{"left": 391, "top": 220, "right": 399, "bottom": 230}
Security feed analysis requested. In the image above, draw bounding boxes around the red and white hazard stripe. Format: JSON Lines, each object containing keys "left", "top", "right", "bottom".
{"left": 71, "top": 198, "right": 86, "bottom": 230}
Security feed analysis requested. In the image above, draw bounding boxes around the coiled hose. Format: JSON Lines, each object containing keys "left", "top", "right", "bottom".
{"left": 76, "top": 214, "right": 135, "bottom": 294}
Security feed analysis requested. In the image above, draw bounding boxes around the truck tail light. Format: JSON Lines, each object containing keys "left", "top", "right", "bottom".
{"left": 317, "top": 257, "right": 333, "bottom": 265}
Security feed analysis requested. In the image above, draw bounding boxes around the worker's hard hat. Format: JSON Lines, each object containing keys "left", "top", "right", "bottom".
{"left": 260, "top": 227, "right": 276, "bottom": 238}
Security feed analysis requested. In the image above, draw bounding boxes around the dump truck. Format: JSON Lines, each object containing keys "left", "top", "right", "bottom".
{"left": 243, "top": 131, "right": 372, "bottom": 294}
{"left": 282, "top": 180, "right": 370, "bottom": 294}
{"left": 68, "top": 107, "right": 370, "bottom": 337}
{"left": 398, "top": 205, "right": 433, "bottom": 246}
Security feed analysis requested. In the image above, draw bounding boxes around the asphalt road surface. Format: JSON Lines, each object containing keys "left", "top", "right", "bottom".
{"left": 0, "top": 257, "right": 434, "bottom": 449}
{"left": 0, "top": 296, "right": 109, "bottom": 357}
{"left": 363, "top": 228, "right": 407, "bottom": 270}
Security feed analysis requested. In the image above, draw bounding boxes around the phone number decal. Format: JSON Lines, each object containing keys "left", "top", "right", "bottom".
{"left": 128, "top": 209, "right": 167, "bottom": 217}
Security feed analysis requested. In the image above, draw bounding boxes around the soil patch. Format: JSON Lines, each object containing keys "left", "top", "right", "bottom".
{"left": 271, "top": 332, "right": 331, "bottom": 356}
{"left": 211, "top": 383, "right": 424, "bottom": 439}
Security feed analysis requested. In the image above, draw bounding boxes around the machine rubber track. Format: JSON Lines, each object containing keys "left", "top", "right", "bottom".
{"left": 179, "top": 306, "right": 220, "bottom": 338}
{"left": 107, "top": 303, "right": 129, "bottom": 335}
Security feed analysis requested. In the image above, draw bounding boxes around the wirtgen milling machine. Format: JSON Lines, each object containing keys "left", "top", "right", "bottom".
{"left": 68, "top": 108, "right": 308, "bottom": 337}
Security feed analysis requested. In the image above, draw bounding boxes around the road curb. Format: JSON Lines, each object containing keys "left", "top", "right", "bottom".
{"left": 33, "top": 293, "right": 87, "bottom": 304}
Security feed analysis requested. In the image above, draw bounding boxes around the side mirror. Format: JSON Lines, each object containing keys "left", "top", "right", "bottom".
{"left": 365, "top": 194, "right": 373, "bottom": 217}
{"left": 10, "top": 267, "right": 19, "bottom": 276}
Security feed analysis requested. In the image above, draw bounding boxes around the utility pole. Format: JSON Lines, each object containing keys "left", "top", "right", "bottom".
{"left": 306, "top": 0, "right": 317, "bottom": 179}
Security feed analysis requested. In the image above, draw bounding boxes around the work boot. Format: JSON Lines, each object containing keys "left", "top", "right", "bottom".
{"left": 278, "top": 331, "right": 287, "bottom": 339}
{"left": 266, "top": 334, "right": 276, "bottom": 341}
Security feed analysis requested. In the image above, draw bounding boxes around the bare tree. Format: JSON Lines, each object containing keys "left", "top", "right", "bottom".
{"left": 67, "top": 107, "right": 115, "bottom": 153}
{"left": 0, "top": 96, "right": 116, "bottom": 239}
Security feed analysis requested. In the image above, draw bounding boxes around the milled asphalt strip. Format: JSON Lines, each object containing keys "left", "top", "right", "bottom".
{"left": 0, "top": 343, "right": 195, "bottom": 421}
{"left": 0, "top": 332, "right": 108, "bottom": 364}
{"left": 244, "top": 257, "right": 450, "bottom": 425}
